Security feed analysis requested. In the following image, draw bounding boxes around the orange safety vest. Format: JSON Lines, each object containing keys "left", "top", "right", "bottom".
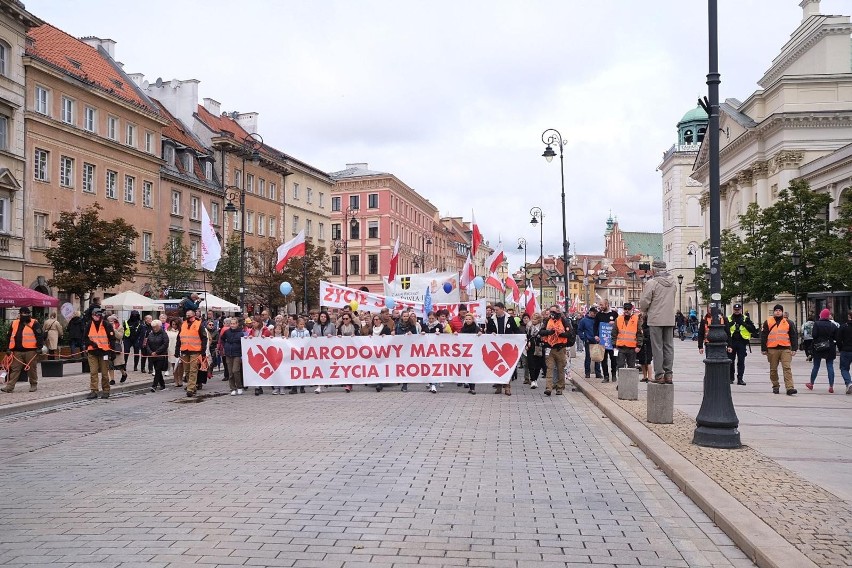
{"left": 765, "top": 317, "right": 791, "bottom": 348}
{"left": 87, "top": 321, "right": 111, "bottom": 351}
{"left": 616, "top": 315, "right": 639, "bottom": 348}
{"left": 9, "top": 320, "right": 37, "bottom": 350}
{"left": 180, "top": 319, "right": 203, "bottom": 352}
{"left": 543, "top": 318, "right": 567, "bottom": 347}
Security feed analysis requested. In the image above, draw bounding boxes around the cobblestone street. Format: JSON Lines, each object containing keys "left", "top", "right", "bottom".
{"left": 0, "top": 381, "right": 754, "bottom": 567}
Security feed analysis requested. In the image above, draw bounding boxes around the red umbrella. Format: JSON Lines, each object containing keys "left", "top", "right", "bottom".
{"left": 0, "top": 277, "right": 60, "bottom": 307}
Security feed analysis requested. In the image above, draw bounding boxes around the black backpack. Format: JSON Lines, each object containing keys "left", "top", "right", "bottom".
{"left": 561, "top": 316, "right": 577, "bottom": 347}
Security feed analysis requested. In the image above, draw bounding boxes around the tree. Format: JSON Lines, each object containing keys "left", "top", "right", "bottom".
{"left": 820, "top": 192, "right": 852, "bottom": 292}
{"left": 247, "top": 240, "right": 330, "bottom": 314}
{"left": 279, "top": 241, "right": 330, "bottom": 313}
{"left": 44, "top": 203, "right": 138, "bottom": 310}
{"left": 209, "top": 238, "right": 241, "bottom": 304}
{"left": 246, "top": 241, "right": 286, "bottom": 314}
{"left": 149, "top": 237, "right": 196, "bottom": 298}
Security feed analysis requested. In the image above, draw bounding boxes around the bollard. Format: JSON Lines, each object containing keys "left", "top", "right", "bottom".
{"left": 617, "top": 367, "right": 639, "bottom": 400}
{"left": 647, "top": 382, "right": 674, "bottom": 424}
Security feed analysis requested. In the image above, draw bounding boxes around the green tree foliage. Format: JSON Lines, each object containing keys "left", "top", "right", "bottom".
{"left": 279, "top": 241, "right": 330, "bottom": 313}
{"left": 150, "top": 237, "right": 196, "bottom": 298}
{"left": 246, "top": 240, "right": 330, "bottom": 314}
{"left": 209, "top": 238, "right": 241, "bottom": 304}
{"left": 821, "top": 193, "right": 852, "bottom": 291}
{"left": 44, "top": 203, "right": 138, "bottom": 310}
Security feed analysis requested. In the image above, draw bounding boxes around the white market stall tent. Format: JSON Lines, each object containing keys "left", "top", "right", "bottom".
{"left": 101, "top": 290, "right": 165, "bottom": 312}
{"left": 198, "top": 292, "right": 240, "bottom": 313}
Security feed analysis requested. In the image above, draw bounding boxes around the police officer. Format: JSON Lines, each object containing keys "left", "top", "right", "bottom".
{"left": 728, "top": 303, "right": 757, "bottom": 385}
{"left": 1, "top": 307, "right": 44, "bottom": 393}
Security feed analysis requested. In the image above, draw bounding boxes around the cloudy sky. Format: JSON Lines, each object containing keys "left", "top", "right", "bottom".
{"left": 26, "top": 0, "right": 848, "bottom": 271}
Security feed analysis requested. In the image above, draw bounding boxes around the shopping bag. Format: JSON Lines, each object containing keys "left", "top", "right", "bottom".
{"left": 589, "top": 343, "right": 605, "bottom": 362}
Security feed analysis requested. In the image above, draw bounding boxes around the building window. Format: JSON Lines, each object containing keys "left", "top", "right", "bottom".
{"left": 331, "top": 223, "right": 341, "bottom": 240}
{"left": 292, "top": 215, "right": 299, "bottom": 235}
{"left": 171, "top": 190, "right": 181, "bottom": 215}
{"left": 0, "top": 197, "right": 9, "bottom": 233}
{"left": 107, "top": 116, "right": 118, "bottom": 140}
{"left": 350, "top": 220, "right": 360, "bottom": 240}
{"left": 307, "top": 188, "right": 313, "bottom": 204}
{"left": 82, "top": 163, "right": 95, "bottom": 193}
{"left": 59, "top": 156, "right": 73, "bottom": 188}
{"left": 331, "top": 255, "right": 340, "bottom": 276}
{"left": 349, "top": 195, "right": 360, "bottom": 210}
{"left": 292, "top": 182, "right": 299, "bottom": 200}
{"left": 257, "top": 214, "right": 265, "bottom": 236}
{"left": 269, "top": 182, "right": 276, "bottom": 201}
{"left": 319, "top": 192, "right": 325, "bottom": 208}
{"left": 35, "top": 86, "right": 48, "bottom": 115}
{"left": 126, "top": 124, "right": 136, "bottom": 146}
{"left": 0, "top": 42, "right": 7, "bottom": 76}
{"left": 349, "top": 254, "right": 359, "bottom": 276}
{"left": 211, "top": 202, "right": 220, "bottom": 225}
{"left": 269, "top": 216, "right": 276, "bottom": 237}
{"left": 33, "top": 213, "right": 48, "bottom": 248}
{"left": 318, "top": 222, "right": 325, "bottom": 240}
{"left": 305, "top": 218, "right": 312, "bottom": 237}
{"left": 190, "top": 241, "right": 199, "bottom": 267}
{"left": 142, "top": 232, "right": 152, "bottom": 262}
{"left": 233, "top": 210, "right": 241, "bottom": 231}
{"left": 246, "top": 174, "right": 254, "bottom": 193}
{"left": 145, "top": 131, "right": 154, "bottom": 153}
{"left": 258, "top": 178, "right": 265, "bottom": 197}
{"left": 142, "top": 180, "right": 152, "bottom": 207}
{"left": 163, "top": 145, "right": 174, "bottom": 164}
{"left": 34, "top": 149, "right": 49, "bottom": 181}
{"left": 84, "top": 107, "right": 96, "bottom": 132}
{"left": 331, "top": 196, "right": 341, "bottom": 211}
{"left": 124, "top": 175, "right": 135, "bottom": 203}
{"left": 368, "top": 254, "right": 378, "bottom": 275}
{"left": 368, "top": 193, "right": 379, "bottom": 208}
{"left": 105, "top": 170, "right": 117, "bottom": 199}
{"left": 368, "top": 220, "right": 379, "bottom": 239}
{"left": 187, "top": 196, "right": 198, "bottom": 220}
{"left": 234, "top": 169, "right": 242, "bottom": 189}
{"left": 0, "top": 115, "right": 7, "bottom": 151}
{"left": 204, "top": 161, "right": 212, "bottom": 180}
{"left": 61, "top": 97, "right": 74, "bottom": 125}
{"left": 246, "top": 211, "right": 254, "bottom": 234}
{"left": 183, "top": 153, "right": 193, "bottom": 173}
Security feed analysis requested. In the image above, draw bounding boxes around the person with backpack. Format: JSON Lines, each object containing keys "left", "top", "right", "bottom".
{"left": 538, "top": 304, "right": 575, "bottom": 396}
{"left": 806, "top": 308, "right": 838, "bottom": 393}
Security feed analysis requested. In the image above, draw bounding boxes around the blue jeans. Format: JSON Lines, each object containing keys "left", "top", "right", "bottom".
{"left": 810, "top": 356, "right": 835, "bottom": 386}
{"left": 583, "top": 341, "right": 601, "bottom": 376}
{"left": 839, "top": 351, "right": 851, "bottom": 386}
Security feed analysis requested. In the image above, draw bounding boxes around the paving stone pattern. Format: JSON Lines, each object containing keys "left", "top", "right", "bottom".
{"left": 0, "top": 384, "right": 756, "bottom": 567}
{"left": 584, "top": 375, "right": 852, "bottom": 567}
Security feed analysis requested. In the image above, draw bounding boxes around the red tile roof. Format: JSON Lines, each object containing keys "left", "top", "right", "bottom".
{"left": 153, "top": 99, "right": 207, "bottom": 155}
{"left": 196, "top": 104, "right": 252, "bottom": 141}
{"left": 26, "top": 24, "right": 153, "bottom": 112}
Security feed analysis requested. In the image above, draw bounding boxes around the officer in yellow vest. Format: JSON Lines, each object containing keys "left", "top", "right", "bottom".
{"left": 174, "top": 310, "right": 207, "bottom": 397}
{"left": 760, "top": 304, "right": 798, "bottom": 395}
{"left": 84, "top": 308, "right": 117, "bottom": 399}
{"left": 612, "top": 303, "right": 643, "bottom": 371}
{"left": 1, "top": 307, "right": 44, "bottom": 393}
{"left": 728, "top": 303, "right": 757, "bottom": 386}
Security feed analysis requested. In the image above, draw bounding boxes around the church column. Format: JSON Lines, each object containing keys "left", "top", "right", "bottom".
{"left": 737, "top": 170, "right": 754, "bottom": 213}
{"left": 752, "top": 161, "right": 769, "bottom": 208}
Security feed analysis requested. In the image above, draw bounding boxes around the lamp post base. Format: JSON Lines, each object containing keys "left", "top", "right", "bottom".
{"left": 692, "top": 322, "right": 741, "bottom": 449}
{"left": 692, "top": 425, "right": 740, "bottom": 448}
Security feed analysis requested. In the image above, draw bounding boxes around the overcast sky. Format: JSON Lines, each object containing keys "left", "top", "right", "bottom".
{"left": 26, "top": 0, "right": 848, "bottom": 272}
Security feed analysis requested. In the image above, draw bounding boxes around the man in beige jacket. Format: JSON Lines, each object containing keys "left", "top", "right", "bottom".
{"left": 639, "top": 260, "right": 677, "bottom": 383}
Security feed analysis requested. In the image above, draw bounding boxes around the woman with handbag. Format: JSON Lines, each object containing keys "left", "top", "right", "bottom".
{"left": 525, "top": 312, "right": 546, "bottom": 390}
{"left": 806, "top": 309, "right": 838, "bottom": 392}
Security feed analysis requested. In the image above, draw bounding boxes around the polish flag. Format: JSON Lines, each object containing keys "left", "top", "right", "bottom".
{"left": 387, "top": 236, "right": 400, "bottom": 284}
{"left": 505, "top": 275, "right": 520, "bottom": 304}
{"left": 484, "top": 243, "right": 505, "bottom": 274}
{"left": 275, "top": 230, "right": 306, "bottom": 272}
{"left": 486, "top": 271, "right": 504, "bottom": 292}
{"left": 471, "top": 210, "right": 482, "bottom": 257}
{"left": 460, "top": 253, "right": 475, "bottom": 289}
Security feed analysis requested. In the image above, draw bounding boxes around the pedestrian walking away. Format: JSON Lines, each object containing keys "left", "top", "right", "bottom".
{"left": 836, "top": 310, "right": 852, "bottom": 394}
{"left": 761, "top": 304, "right": 799, "bottom": 395}
{"left": 806, "top": 308, "right": 839, "bottom": 392}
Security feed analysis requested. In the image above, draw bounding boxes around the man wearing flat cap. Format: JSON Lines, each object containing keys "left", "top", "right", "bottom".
{"left": 1, "top": 307, "right": 44, "bottom": 393}
{"left": 639, "top": 260, "right": 677, "bottom": 383}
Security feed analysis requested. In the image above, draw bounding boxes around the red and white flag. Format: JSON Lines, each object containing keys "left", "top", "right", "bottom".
{"left": 460, "top": 253, "right": 475, "bottom": 289}
{"left": 505, "top": 275, "right": 520, "bottom": 304}
{"left": 486, "top": 271, "right": 504, "bottom": 292}
{"left": 523, "top": 288, "right": 539, "bottom": 316}
{"left": 276, "top": 230, "right": 306, "bottom": 272}
{"left": 484, "top": 243, "right": 505, "bottom": 274}
{"left": 471, "top": 210, "right": 482, "bottom": 258}
{"left": 387, "top": 236, "right": 400, "bottom": 284}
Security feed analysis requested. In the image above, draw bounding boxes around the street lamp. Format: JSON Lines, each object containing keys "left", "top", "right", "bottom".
{"left": 692, "top": 0, "right": 740, "bottom": 450}
{"left": 331, "top": 206, "right": 359, "bottom": 287}
{"left": 517, "top": 237, "right": 528, "bottom": 288}
{"left": 737, "top": 264, "right": 745, "bottom": 306}
{"left": 792, "top": 251, "right": 801, "bottom": 325}
{"left": 223, "top": 132, "right": 264, "bottom": 314}
{"left": 677, "top": 274, "right": 684, "bottom": 312}
{"left": 627, "top": 270, "right": 636, "bottom": 306}
{"left": 687, "top": 245, "right": 699, "bottom": 313}
{"left": 530, "top": 207, "right": 544, "bottom": 303}
{"left": 541, "top": 128, "right": 570, "bottom": 317}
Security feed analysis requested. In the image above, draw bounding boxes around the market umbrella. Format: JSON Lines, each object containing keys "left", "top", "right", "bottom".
{"left": 101, "top": 290, "right": 165, "bottom": 312}
{"left": 0, "top": 277, "right": 60, "bottom": 307}
{"left": 198, "top": 292, "right": 240, "bottom": 313}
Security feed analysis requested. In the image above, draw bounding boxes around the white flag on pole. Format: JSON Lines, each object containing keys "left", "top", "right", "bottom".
{"left": 200, "top": 203, "right": 221, "bottom": 271}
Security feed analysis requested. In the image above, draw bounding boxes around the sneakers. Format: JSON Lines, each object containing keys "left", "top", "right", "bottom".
{"left": 254, "top": 387, "right": 263, "bottom": 396}
{"left": 601, "top": 377, "right": 610, "bottom": 383}
{"left": 584, "top": 373, "right": 590, "bottom": 378}
{"left": 272, "top": 387, "right": 280, "bottom": 395}
{"left": 468, "top": 388, "right": 476, "bottom": 395}
{"left": 230, "top": 390, "right": 237, "bottom": 396}
{"left": 237, "top": 389, "right": 243, "bottom": 395}
{"left": 847, "top": 384, "right": 852, "bottom": 395}
{"left": 772, "top": 386, "right": 780, "bottom": 394}
{"left": 345, "top": 386, "right": 352, "bottom": 393}
{"left": 314, "top": 386, "right": 322, "bottom": 394}
{"left": 401, "top": 384, "right": 408, "bottom": 392}
{"left": 786, "top": 388, "right": 797, "bottom": 396}
{"left": 737, "top": 379, "right": 746, "bottom": 385}
{"left": 805, "top": 382, "right": 814, "bottom": 390}
{"left": 429, "top": 385, "right": 437, "bottom": 393}
{"left": 29, "top": 385, "right": 37, "bottom": 392}
{"left": 86, "top": 391, "right": 98, "bottom": 399}
{"left": 109, "top": 379, "right": 116, "bottom": 385}
{"left": 150, "top": 386, "right": 156, "bottom": 393}
{"left": 530, "top": 380, "right": 538, "bottom": 389}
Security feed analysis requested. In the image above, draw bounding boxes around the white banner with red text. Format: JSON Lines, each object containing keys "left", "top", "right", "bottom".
{"left": 319, "top": 280, "right": 487, "bottom": 322}
{"left": 241, "top": 334, "right": 526, "bottom": 387}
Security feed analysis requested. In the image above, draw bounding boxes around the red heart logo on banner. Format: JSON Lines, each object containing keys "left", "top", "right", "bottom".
{"left": 481, "top": 342, "right": 519, "bottom": 378}
{"left": 247, "top": 346, "right": 284, "bottom": 380}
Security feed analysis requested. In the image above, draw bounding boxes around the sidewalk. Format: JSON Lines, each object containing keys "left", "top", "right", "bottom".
{"left": 572, "top": 339, "right": 851, "bottom": 568}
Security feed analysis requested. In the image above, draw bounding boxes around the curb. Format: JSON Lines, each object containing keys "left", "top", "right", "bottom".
{"left": 571, "top": 373, "right": 819, "bottom": 568}
{"left": 0, "top": 381, "right": 152, "bottom": 418}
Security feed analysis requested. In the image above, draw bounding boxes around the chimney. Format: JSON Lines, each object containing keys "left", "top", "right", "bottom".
{"left": 235, "top": 112, "right": 258, "bottom": 135}
{"left": 80, "top": 36, "right": 116, "bottom": 59}
{"left": 346, "top": 163, "right": 368, "bottom": 170}
{"left": 143, "top": 78, "right": 199, "bottom": 130}
{"left": 127, "top": 73, "right": 145, "bottom": 87}
{"left": 203, "top": 97, "right": 221, "bottom": 116}
{"left": 800, "top": 0, "right": 820, "bottom": 21}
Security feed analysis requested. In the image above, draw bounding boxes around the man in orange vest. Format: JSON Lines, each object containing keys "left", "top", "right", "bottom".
{"left": 84, "top": 308, "right": 117, "bottom": 399}
{"left": 539, "top": 304, "right": 573, "bottom": 396}
{"left": 760, "top": 304, "right": 798, "bottom": 395}
{"left": 612, "top": 303, "right": 643, "bottom": 371}
{"left": 1, "top": 307, "right": 44, "bottom": 393}
{"left": 174, "top": 310, "right": 208, "bottom": 397}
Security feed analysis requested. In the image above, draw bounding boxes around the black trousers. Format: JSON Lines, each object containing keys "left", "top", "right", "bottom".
{"left": 526, "top": 350, "right": 546, "bottom": 380}
{"left": 728, "top": 342, "right": 748, "bottom": 381}
{"left": 601, "top": 349, "right": 618, "bottom": 378}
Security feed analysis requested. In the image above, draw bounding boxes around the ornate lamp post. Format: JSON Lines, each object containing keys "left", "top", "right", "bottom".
{"left": 627, "top": 270, "right": 636, "bottom": 306}
{"left": 517, "top": 237, "right": 527, "bottom": 288}
{"left": 223, "top": 132, "right": 264, "bottom": 314}
{"left": 529, "top": 207, "right": 544, "bottom": 303}
{"left": 677, "top": 274, "right": 684, "bottom": 312}
{"left": 687, "top": 244, "right": 699, "bottom": 313}
{"left": 541, "top": 129, "right": 570, "bottom": 315}
{"left": 331, "top": 206, "right": 360, "bottom": 287}
{"left": 737, "top": 264, "right": 745, "bottom": 306}
{"left": 792, "top": 251, "right": 801, "bottom": 325}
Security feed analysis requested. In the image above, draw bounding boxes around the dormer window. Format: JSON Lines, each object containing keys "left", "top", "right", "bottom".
{"left": 183, "top": 153, "right": 193, "bottom": 174}
{"left": 163, "top": 145, "right": 174, "bottom": 164}
{"left": 205, "top": 160, "right": 212, "bottom": 180}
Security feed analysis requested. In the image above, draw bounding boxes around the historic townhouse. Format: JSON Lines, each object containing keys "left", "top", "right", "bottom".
{"left": 23, "top": 25, "right": 167, "bottom": 304}
{"left": 0, "top": 0, "right": 40, "bottom": 286}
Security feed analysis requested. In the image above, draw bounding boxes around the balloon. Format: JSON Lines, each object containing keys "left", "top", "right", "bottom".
{"left": 443, "top": 282, "right": 453, "bottom": 294}
{"left": 279, "top": 282, "right": 292, "bottom": 296}
{"left": 385, "top": 297, "right": 396, "bottom": 309}
{"left": 472, "top": 276, "right": 485, "bottom": 290}
{"left": 349, "top": 300, "right": 359, "bottom": 311}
